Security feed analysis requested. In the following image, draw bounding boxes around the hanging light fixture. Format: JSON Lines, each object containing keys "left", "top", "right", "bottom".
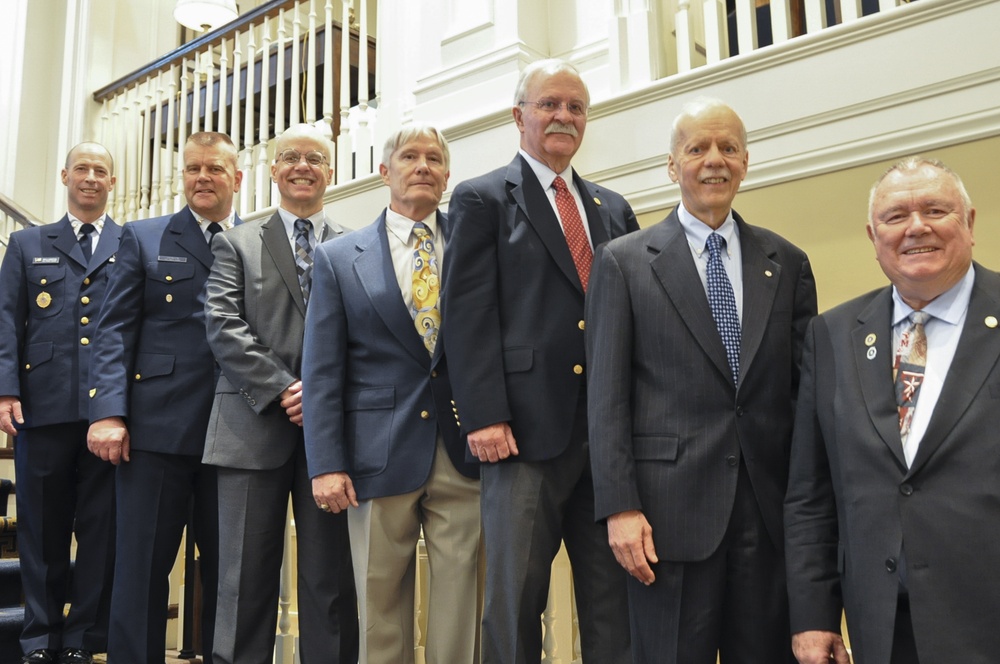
{"left": 174, "top": 0, "right": 239, "bottom": 33}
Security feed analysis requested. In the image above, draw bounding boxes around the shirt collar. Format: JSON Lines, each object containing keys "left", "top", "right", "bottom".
{"left": 677, "top": 202, "right": 737, "bottom": 257}
{"left": 518, "top": 149, "right": 574, "bottom": 192}
{"left": 68, "top": 213, "right": 107, "bottom": 235}
{"left": 385, "top": 207, "right": 438, "bottom": 246}
{"left": 191, "top": 208, "right": 236, "bottom": 232}
{"left": 891, "top": 263, "right": 975, "bottom": 327}
{"left": 277, "top": 207, "right": 327, "bottom": 239}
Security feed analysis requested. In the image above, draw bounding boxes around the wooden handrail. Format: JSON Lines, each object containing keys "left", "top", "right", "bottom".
{"left": 0, "top": 192, "right": 40, "bottom": 229}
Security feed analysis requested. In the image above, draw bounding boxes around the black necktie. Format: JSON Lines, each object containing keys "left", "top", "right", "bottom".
{"left": 207, "top": 222, "right": 224, "bottom": 243}
{"left": 79, "top": 223, "right": 95, "bottom": 263}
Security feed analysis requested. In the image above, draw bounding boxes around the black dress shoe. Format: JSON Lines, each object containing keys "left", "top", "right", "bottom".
{"left": 58, "top": 649, "right": 93, "bottom": 664}
{"left": 21, "top": 650, "right": 57, "bottom": 664}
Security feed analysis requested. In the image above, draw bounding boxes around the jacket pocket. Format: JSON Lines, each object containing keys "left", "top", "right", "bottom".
{"left": 502, "top": 347, "right": 533, "bottom": 373}
{"left": 26, "top": 265, "right": 67, "bottom": 318}
{"left": 344, "top": 386, "right": 395, "bottom": 477}
{"left": 133, "top": 352, "right": 176, "bottom": 382}
{"left": 633, "top": 434, "right": 680, "bottom": 461}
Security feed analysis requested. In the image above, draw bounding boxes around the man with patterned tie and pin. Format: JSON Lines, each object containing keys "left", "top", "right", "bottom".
{"left": 785, "top": 157, "right": 1000, "bottom": 664}
{"left": 585, "top": 98, "right": 816, "bottom": 664}
{"left": 201, "top": 122, "right": 358, "bottom": 664}
{"left": 0, "top": 142, "right": 120, "bottom": 664}
{"left": 302, "top": 124, "right": 482, "bottom": 664}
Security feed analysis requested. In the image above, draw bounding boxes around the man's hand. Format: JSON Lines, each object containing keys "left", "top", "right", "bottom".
{"left": 467, "top": 422, "right": 518, "bottom": 463}
{"left": 0, "top": 396, "right": 24, "bottom": 437}
{"left": 87, "top": 416, "right": 131, "bottom": 465}
{"left": 792, "top": 630, "right": 852, "bottom": 664}
{"left": 607, "top": 509, "right": 658, "bottom": 585}
{"left": 280, "top": 380, "right": 303, "bottom": 426}
{"left": 312, "top": 472, "right": 358, "bottom": 514}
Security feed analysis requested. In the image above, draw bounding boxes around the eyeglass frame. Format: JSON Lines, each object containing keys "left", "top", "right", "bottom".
{"left": 517, "top": 99, "right": 589, "bottom": 117}
{"left": 275, "top": 149, "right": 330, "bottom": 167}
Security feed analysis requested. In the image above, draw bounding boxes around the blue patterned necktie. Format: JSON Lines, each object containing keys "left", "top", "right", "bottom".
{"left": 411, "top": 222, "right": 441, "bottom": 354}
{"left": 78, "top": 223, "right": 95, "bottom": 263}
{"left": 294, "top": 218, "right": 314, "bottom": 305}
{"left": 706, "top": 232, "right": 741, "bottom": 386}
{"left": 894, "top": 310, "right": 929, "bottom": 446}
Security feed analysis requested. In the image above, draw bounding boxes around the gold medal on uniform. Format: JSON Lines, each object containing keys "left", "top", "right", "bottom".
{"left": 36, "top": 292, "right": 52, "bottom": 309}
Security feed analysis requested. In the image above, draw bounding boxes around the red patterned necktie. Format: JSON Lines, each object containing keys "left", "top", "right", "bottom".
{"left": 552, "top": 176, "right": 593, "bottom": 291}
{"left": 893, "top": 311, "right": 929, "bottom": 446}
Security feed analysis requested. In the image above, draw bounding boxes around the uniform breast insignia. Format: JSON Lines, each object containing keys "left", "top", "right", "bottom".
{"left": 36, "top": 292, "right": 52, "bottom": 309}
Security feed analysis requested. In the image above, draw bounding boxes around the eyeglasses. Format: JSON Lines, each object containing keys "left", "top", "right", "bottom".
{"left": 276, "top": 149, "right": 329, "bottom": 166}
{"left": 517, "top": 99, "right": 588, "bottom": 117}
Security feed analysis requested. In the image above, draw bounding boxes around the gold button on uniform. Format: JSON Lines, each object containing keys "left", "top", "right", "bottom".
{"left": 81, "top": 317, "right": 89, "bottom": 325}
{"left": 420, "top": 410, "right": 430, "bottom": 420}
{"left": 578, "top": 320, "right": 585, "bottom": 330}
{"left": 166, "top": 275, "right": 173, "bottom": 282}
{"left": 166, "top": 294, "right": 173, "bottom": 303}
{"left": 573, "top": 364, "right": 584, "bottom": 375}
{"left": 135, "top": 374, "right": 142, "bottom": 380}
{"left": 24, "top": 364, "right": 31, "bottom": 370}
{"left": 80, "top": 337, "right": 90, "bottom": 346}
{"left": 40, "top": 278, "right": 47, "bottom": 285}
{"left": 81, "top": 296, "right": 90, "bottom": 305}
{"left": 431, "top": 370, "right": 438, "bottom": 378}
{"left": 83, "top": 277, "right": 91, "bottom": 285}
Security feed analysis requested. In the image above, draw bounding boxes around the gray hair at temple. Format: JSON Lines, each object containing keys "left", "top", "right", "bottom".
{"left": 186, "top": 131, "right": 239, "bottom": 167}
{"left": 380, "top": 124, "right": 451, "bottom": 171}
{"left": 668, "top": 98, "right": 748, "bottom": 155}
{"left": 513, "top": 59, "right": 591, "bottom": 108}
{"left": 867, "top": 156, "right": 974, "bottom": 228}
{"left": 276, "top": 123, "right": 335, "bottom": 163}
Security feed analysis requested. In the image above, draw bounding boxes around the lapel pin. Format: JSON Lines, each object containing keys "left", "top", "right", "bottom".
{"left": 89, "top": 388, "right": 97, "bottom": 398}
{"left": 764, "top": 270, "right": 773, "bottom": 278}
{"left": 986, "top": 315, "right": 998, "bottom": 329}
{"left": 593, "top": 197, "right": 602, "bottom": 206}
{"left": 865, "top": 333, "right": 877, "bottom": 346}
{"left": 866, "top": 347, "right": 877, "bottom": 360}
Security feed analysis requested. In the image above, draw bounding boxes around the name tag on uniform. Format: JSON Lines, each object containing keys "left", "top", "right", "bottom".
{"left": 32, "top": 257, "right": 60, "bottom": 264}
{"left": 157, "top": 255, "right": 188, "bottom": 263}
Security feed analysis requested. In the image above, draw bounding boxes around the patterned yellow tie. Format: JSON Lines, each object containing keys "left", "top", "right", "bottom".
{"left": 411, "top": 222, "right": 440, "bottom": 354}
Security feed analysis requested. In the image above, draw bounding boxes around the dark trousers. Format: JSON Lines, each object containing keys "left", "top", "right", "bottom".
{"left": 14, "top": 422, "right": 116, "bottom": 654}
{"left": 890, "top": 595, "right": 919, "bottom": 664}
{"left": 627, "top": 464, "right": 796, "bottom": 664}
{"left": 107, "top": 449, "right": 219, "bottom": 664}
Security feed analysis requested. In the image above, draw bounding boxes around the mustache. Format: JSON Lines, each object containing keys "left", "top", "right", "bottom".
{"left": 545, "top": 122, "right": 579, "bottom": 137}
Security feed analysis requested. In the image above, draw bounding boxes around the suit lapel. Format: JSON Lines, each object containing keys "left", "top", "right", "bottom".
{"left": 648, "top": 210, "right": 734, "bottom": 385}
{"left": 355, "top": 213, "right": 430, "bottom": 367}
{"left": 575, "top": 174, "right": 611, "bottom": 248}
{"left": 261, "top": 212, "right": 306, "bottom": 317}
{"left": 49, "top": 216, "right": 87, "bottom": 269}
{"left": 736, "top": 216, "right": 781, "bottom": 387}
{"left": 167, "top": 207, "right": 214, "bottom": 268}
{"left": 852, "top": 289, "right": 907, "bottom": 466}
{"left": 507, "top": 156, "right": 584, "bottom": 294}
{"left": 87, "top": 217, "right": 122, "bottom": 277}
{"left": 908, "top": 265, "right": 1000, "bottom": 474}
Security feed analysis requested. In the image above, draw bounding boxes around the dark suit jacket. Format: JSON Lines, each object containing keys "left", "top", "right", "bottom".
{"left": 0, "top": 215, "right": 122, "bottom": 427}
{"left": 586, "top": 208, "right": 816, "bottom": 559}
{"left": 89, "top": 206, "right": 235, "bottom": 455}
{"left": 302, "top": 210, "right": 476, "bottom": 500}
{"left": 785, "top": 263, "right": 1000, "bottom": 664}
{"left": 443, "top": 154, "right": 639, "bottom": 461}
{"left": 203, "top": 211, "right": 341, "bottom": 470}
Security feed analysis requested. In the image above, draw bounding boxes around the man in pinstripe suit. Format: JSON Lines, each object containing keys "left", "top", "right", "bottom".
{"left": 585, "top": 99, "right": 817, "bottom": 663}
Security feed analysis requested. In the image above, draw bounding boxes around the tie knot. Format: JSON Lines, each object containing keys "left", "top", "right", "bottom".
{"left": 412, "top": 222, "right": 430, "bottom": 240}
{"left": 207, "top": 222, "right": 224, "bottom": 237}
{"left": 79, "top": 223, "right": 95, "bottom": 238}
{"left": 706, "top": 232, "right": 725, "bottom": 258}
{"left": 910, "top": 310, "right": 930, "bottom": 326}
{"left": 295, "top": 218, "right": 311, "bottom": 235}
{"left": 552, "top": 176, "right": 568, "bottom": 193}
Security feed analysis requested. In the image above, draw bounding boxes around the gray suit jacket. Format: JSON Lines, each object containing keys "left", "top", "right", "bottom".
{"left": 203, "top": 211, "right": 342, "bottom": 470}
{"left": 587, "top": 208, "right": 816, "bottom": 560}
{"left": 785, "top": 263, "right": 1000, "bottom": 664}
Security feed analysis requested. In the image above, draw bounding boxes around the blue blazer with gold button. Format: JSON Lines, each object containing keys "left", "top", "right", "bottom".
{"left": 88, "top": 206, "right": 237, "bottom": 456}
{"left": 0, "top": 215, "right": 122, "bottom": 427}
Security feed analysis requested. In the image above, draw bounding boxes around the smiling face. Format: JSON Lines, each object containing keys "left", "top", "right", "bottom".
{"left": 182, "top": 141, "right": 241, "bottom": 222}
{"left": 667, "top": 105, "right": 748, "bottom": 229}
{"left": 514, "top": 70, "right": 588, "bottom": 174}
{"left": 868, "top": 164, "right": 975, "bottom": 309}
{"left": 271, "top": 134, "right": 334, "bottom": 218}
{"left": 380, "top": 134, "right": 450, "bottom": 221}
{"left": 62, "top": 143, "right": 115, "bottom": 222}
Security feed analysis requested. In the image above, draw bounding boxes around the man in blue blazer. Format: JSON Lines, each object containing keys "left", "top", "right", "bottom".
{"left": 442, "top": 59, "right": 638, "bottom": 663}
{"left": 0, "top": 143, "right": 120, "bottom": 664}
{"left": 304, "top": 125, "right": 481, "bottom": 664}
{"left": 86, "top": 132, "right": 242, "bottom": 664}
{"left": 203, "top": 124, "right": 358, "bottom": 664}
{"left": 586, "top": 99, "right": 816, "bottom": 663}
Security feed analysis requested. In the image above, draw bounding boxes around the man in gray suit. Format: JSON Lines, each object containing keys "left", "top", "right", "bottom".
{"left": 202, "top": 123, "right": 358, "bottom": 664}
{"left": 586, "top": 98, "right": 816, "bottom": 663}
{"left": 785, "top": 158, "right": 1000, "bottom": 664}
{"left": 304, "top": 124, "right": 482, "bottom": 664}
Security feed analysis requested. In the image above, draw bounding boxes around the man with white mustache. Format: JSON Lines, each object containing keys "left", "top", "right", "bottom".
{"left": 586, "top": 98, "right": 816, "bottom": 663}
{"left": 444, "top": 58, "right": 638, "bottom": 663}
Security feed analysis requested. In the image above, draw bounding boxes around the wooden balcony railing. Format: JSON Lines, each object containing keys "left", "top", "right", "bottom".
{"left": 92, "top": 0, "right": 376, "bottom": 224}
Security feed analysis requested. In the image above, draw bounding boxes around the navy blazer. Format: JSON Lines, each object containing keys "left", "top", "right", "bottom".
{"left": 88, "top": 206, "right": 235, "bottom": 456}
{"left": 302, "top": 210, "right": 476, "bottom": 502}
{"left": 442, "top": 154, "right": 639, "bottom": 462}
{"left": 0, "top": 215, "right": 122, "bottom": 427}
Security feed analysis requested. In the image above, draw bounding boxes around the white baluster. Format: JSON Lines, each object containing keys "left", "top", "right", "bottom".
{"left": 306, "top": 0, "right": 318, "bottom": 123}
{"left": 204, "top": 47, "right": 215, "bottom": 133}
{"left": 112, "top": 96, "right": 126, "bottom": 221}
{"left": 165, "top": 63, "right": 177, "bottom": 213}
{"left": 878, "top": 0, "right": 898, "bottom": 12}
{"left": 274, "top": 501, "right": 295, "bottom": 664}
{"left": 243, "top": 27, "right": 257, "bottom": 217}
{"left": 128, "top": 89, "right": 140, "bottom": 221}
{"left": 99, "top": 99, "right": 109, "bottom": 149}
{"left": 150, "top": 72, "right": 163, "bottom": 216}
{"left": 675, "top": 0, "right": 694, "bottom": 73}
{"left": 734, "top": 0, "right": 758, "bottom": 54}
{"left": 337, "top": 0, "right": 352, "bottom": 183}
{"left": 291, "top": 2, "right": 302, "bottom": 126}
{"left": 839, "top": 0, "right": 861, "bottom": 23}
{"left": 803, "top": 0, "right": 826, "bottom": 33}
{"left": 257, "top": 15, "right": 273, "bottom": 211}
{"left": 355, "top": 0, "right": 373, "bottom": 178}
{"left": 139, "top": 82, "right": 152, "bottom": 219}
{"left": 703, "top": 0, "right": 729, "bottom": 62}
{"left": 770, "top": 0, "right": 792, "bottom": 44}
{"left": 274, "top": 8, "right": 288, "bottom": 203}
{"left": 179, "top": 57, "right": 191, "bottom": 196}
{"left": 322, "top": 0, "right": 334, "bottom": 134}
{"left": 219, "top": 38, "right": 229, "bottom": 135}
{"left": 192, "top": 54, "right": 202, "bottom": 135}
{"left": 230, "top": 30, "right": 243, "bottom": 151}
